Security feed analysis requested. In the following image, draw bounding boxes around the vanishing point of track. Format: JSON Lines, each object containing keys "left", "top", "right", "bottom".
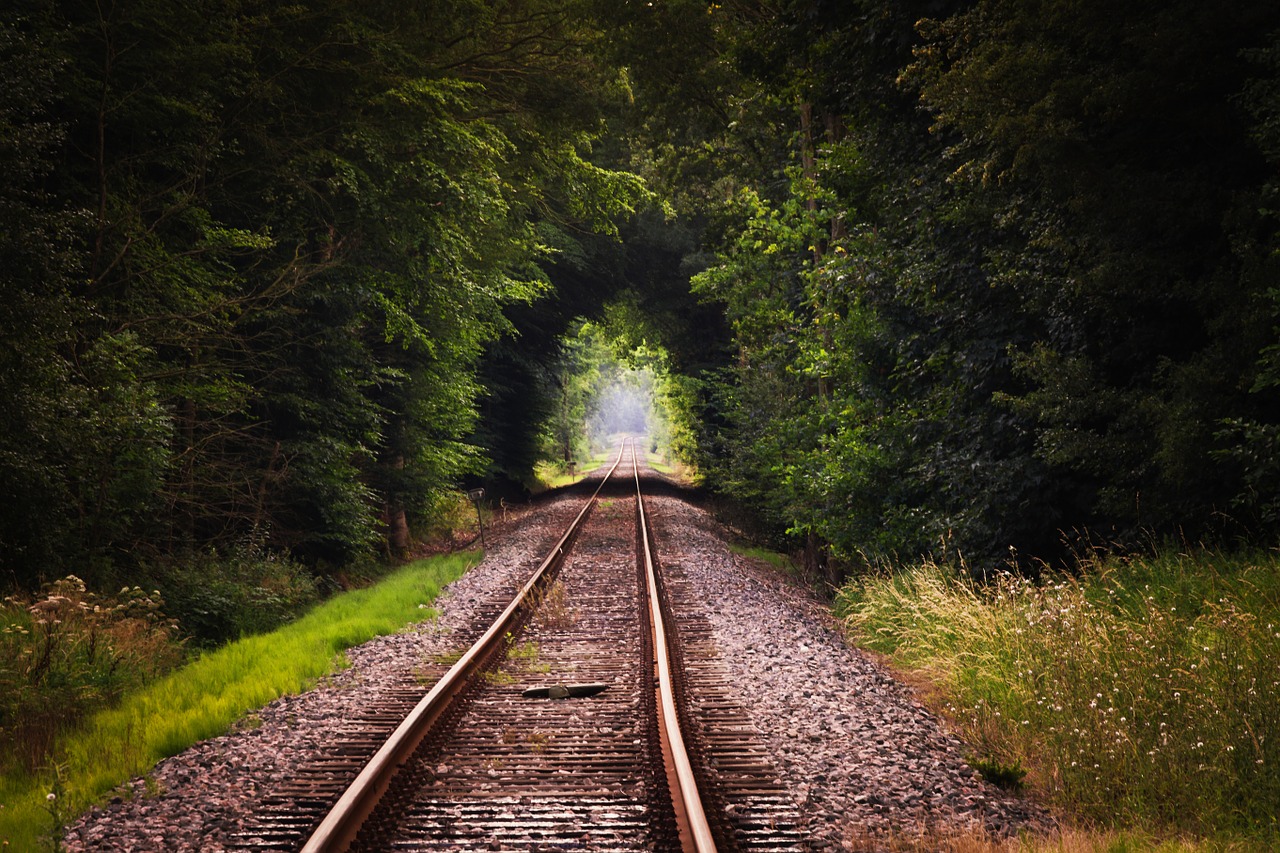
{"left": 234, "top": 440, "right": 805, "bottom": 851}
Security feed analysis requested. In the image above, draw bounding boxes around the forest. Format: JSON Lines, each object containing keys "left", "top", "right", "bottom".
{"left": 4, "top": 0, "right": 1280, "bottom": 846}
{"left": 4, "top": 0, "right": 1280, "bottom": 657}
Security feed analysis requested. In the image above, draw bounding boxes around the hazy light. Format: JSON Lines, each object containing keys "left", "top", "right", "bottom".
{"left": 590, "top": 375, "right": 650, "bottom": 441}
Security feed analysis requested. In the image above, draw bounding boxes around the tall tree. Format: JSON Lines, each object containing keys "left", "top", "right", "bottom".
{"left": 614, "top": 0, "right": 1280, "bottom": 571}
{"left": 0, "top": 0, "right": 649, "bottom": 586}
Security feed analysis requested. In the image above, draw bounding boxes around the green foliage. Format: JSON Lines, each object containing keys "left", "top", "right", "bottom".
{"left": 904, "top": 0, "right": 1280, "bottom": 544}
{"left": 612, "top": 0, "right": 1280, "bottom": 573}
{"left": 128, "top": 547, "right": 323, "bottom": 649}
{"left": 0, "top": 14, "right": 96, "bottom": 578}
{"left": 838, "top": 551, "right": 1280, "bottom": 842}
{"left": 540, "top": 321, "right": 612, "bottom": 467}
{"left": 651, "top": 371, "right": 704, "bottom": 467}
{"left": 0, "top": 551, "right": 477, "bottom": 852}
{"left": 0, "top": 0, "right": 650, "bottom": 588}
{"left": 0, "top": 577, "right": 183, "bottom": 776}
{"left": 533, "top": 314, "right": 702, "bottom": 475}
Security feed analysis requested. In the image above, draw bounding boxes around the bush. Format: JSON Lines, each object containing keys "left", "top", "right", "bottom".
{"left": 0, "top": 577, "right": 182, "bottom": 774}
{"left": 837, "top": 550, "right": 1280, "bottom": 843}
{"left": 412, "top": 489, "right": 482, "bottom": 546}
{"left": 131, "top": 546, "right": 322, "bottom": 648}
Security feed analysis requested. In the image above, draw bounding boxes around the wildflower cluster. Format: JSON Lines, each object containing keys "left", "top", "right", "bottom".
{"left": 1, "top": 576, "right": 183, "bottom": 773}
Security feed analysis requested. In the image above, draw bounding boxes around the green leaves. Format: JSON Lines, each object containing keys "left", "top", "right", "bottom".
{"left": 632, "top": 0, "right": 1280, "bottom": 573}
{"left": 0, "top": 0, "right": 653, "bottom": 586}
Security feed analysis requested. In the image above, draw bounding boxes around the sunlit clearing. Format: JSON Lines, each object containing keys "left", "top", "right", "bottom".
{"left": 590, "top": 376, "right": 650, "bottom": 440}
{"left": 538, "top": 316, "right": 699, "bottom": 483}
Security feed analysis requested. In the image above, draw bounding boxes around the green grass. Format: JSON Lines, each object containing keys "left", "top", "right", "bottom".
{"left": 836, "top": 547, "right": 1280, "bottom": 847}
{"left": 728, "top": 542, "right": 797, "bottom": 573}
{"left": 532, "top": 461, "right": 578, "bottom": 490}
{"left": 644, "top": 449, "right": 702, "bottom": 485}
{"left": 532, "top": 451, "right": 614, "bottom": 491}
{"left": 0, "top": 550, "right": 479, "bottom": 851}
{"left": 646, "top": 453, "right": 676, "bottom": 475}
{"left": 728, "top": 542, "right": 828, "bottom": 594}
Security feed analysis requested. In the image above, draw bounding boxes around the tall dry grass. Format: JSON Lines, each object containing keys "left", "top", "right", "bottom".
{"left": 837, "top": 549, "right": 1280, "bottom": 846}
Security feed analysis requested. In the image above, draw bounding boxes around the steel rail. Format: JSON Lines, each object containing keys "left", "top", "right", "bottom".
{"left": 300, "top": 443, "right": 629, "bottom": 853}
{"left": 632, "top": 440, "right": 718, "bottom": 852}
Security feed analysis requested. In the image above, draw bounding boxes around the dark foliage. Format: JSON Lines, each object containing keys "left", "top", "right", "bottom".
{"left": 0, "top": 0, "right": 648, "bottom": 591}
{"left": 609, "top": 0, "right": 1280, "bottom": 573}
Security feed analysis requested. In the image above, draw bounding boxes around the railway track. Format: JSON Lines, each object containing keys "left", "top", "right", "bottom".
{"left": 234, "top": 440, "right": 805, "bottom": 851}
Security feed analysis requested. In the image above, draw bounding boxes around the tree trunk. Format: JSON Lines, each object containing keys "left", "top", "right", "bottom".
{"left": 799, "top": 101, "right": 831, "bottom": 402}
{"left": 386, "top": 454, "right": 410, "bottom": 557}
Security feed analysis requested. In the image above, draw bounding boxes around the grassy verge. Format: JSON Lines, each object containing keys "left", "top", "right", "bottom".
{"left": 728, "top": 542, "right": 835, "bottom": 598}
{"left": 645, "top": 453, "right": 677, "bottom": 476}
{"left": 836, "top": 548, "right": 1280, "bottom": 849}
{"left": 728, "top": 542, "right": 796, "bottom": 572}
{"left": 841, "top": 826, "right": 1264, "bottom": 852}
{"left": 0, "top": 550, "right": 478, "bottom": 851}
{"left": 533, "top": 462, "right": 583, "bottom": 490}
{"left": 644, "top": 449, "right": 702, "bottom": 485}
{"left": 532, "top": 451, "right": 613, "bottom": 491}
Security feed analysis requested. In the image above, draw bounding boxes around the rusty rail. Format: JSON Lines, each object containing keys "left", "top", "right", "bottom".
{"left": 299, "top": 444, "right": 628, "bottom": 853}
{"left": 633, "top": 443, "right": 718, "bottom": 852}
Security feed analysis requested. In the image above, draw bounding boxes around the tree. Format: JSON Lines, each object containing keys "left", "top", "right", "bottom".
{"left": 615, "top": 0, "right": 1280, "bottom": 572}
{"left": 0, "top": 0, "right": 651, "bottom": 587}
{"left": 909, "top": 0, "right": 1280, "bottom": 541}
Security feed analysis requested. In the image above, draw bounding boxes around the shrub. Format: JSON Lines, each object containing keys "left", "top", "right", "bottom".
{"left": 130, "top": 545, "right": 322, "bottom": 647}
{"left": 0, "top": 577, "right": 182, "bottom": 774}
{"left": 412, "top": 489, "right": 482, "bottom": 546}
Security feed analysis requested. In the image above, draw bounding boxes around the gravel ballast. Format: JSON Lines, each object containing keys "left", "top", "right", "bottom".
{"left": 63, "top": 481, "right": 1047, "bottom": 851}
{"left": 646, "top": 493, "right": 1048, "bottom": 849}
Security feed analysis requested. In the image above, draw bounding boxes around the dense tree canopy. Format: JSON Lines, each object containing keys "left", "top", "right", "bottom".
{"left": 598, "top": 0, "right": 1280, "bottom": 575}
{"left": 0, "top": 0, "right": 649, "bottom": 588}
{"left": 3, "top": 0, "right": 1280, "bottom": 594}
